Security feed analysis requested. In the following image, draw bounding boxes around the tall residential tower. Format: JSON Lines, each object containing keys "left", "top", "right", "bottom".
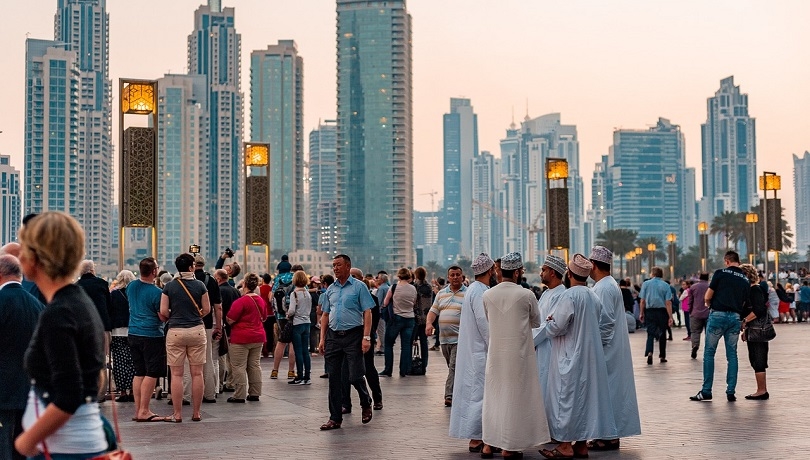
{"left": 794, "top": 152, "right": 810, "bottom": 254}
{"left": 0, "top": 155, "right": 21, "bottom": 244}
{"left": 308, "top": 120, "right": 338, "bottom": 254}
{"left": 441, "top": 98, "right": 478, "bottom": 260}
{"left": 336, "top": 0, "right": 413, "bottom": 271}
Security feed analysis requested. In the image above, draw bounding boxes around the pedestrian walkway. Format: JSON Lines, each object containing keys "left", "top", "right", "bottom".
{"left": 113, "top": 323, "right": 810, "bottom": 459}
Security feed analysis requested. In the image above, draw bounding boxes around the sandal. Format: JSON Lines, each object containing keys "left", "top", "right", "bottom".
{"left": 586, "top": 439, "right": 619, "bottom": 451}
{"left": 164, "top": 415, "right": 182, "bottom": 423}
{"left": 502, "top": 451, "right": 524, "bottom": 459}
{"left": 135, "top": 414, "right": 167, "bottom": 422}
{"left": 539, "top": 447, "right": 573, "bottom": 459}
{"left": 192, "top": 415, "right": 202, "bottom": 422}
{"left": 319, "top": 420, "right": 341, "bottom": 431}
{"left": 469, "top": 442, "right": 484, "bottom": 453}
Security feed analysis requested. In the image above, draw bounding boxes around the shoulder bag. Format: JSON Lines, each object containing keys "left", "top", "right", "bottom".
{"left": 745, "top": 315, "right": 776, "bottom": 342}
{"left": 248, "top": 294, "right": 267, "bottom": 323}
{"left": 177, "top": 279, "right": 203, "bottom": 316}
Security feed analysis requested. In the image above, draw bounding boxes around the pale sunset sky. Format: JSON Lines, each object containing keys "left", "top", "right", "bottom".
{"left": 2, "top": 1, "right": 807, "bottom": 247}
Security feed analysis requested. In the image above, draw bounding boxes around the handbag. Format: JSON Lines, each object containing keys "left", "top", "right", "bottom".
{"left": 279, "top": 320, "right": 294, "bottom": 343}
{"left": 409, "top": 342, "right": 425, "bottom": 376}
{"left": 218, "top": 328, "right": 230, "bottom": 357}
{"left": 746, "top": 315, "right": 776, "bottom": 342}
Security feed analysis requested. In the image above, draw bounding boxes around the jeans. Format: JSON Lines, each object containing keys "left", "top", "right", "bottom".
{"left": 440, "top": 343, "right": 458, "bottom": 398}
{"left": 684, "top": 310, "right": 691, "bottom": 336}
{"left": 702, "top": 311, "right": 741, "bottom": 396}
{"left": 291, "top": 323, "right": 311, "bottom": 380}
{"left": 383, "top": 315, "right": 415, "bottom": 376}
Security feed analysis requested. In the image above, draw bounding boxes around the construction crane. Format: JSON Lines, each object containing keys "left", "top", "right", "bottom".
{"left": 420, "top": 190, "right": 438, "bottom": 214}
{"left": 472, "top": 199, "right": 543, "bottom": 262}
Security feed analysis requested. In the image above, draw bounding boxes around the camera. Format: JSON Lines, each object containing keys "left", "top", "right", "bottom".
{"left": 224, "top": 247, "right": 234, "bottom": 258}
{"left": 188, "top": 244, "right": 201, "bottom": 255}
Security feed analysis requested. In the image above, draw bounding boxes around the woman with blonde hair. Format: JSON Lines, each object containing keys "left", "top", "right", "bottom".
{"left": 15, "top": 212, "right": 109, "bottom": 458}
{"left": 110, "top": 270, "right": 137, "bottom": 402}
{"left": 226, "top": 273, "right": 267, "bottom": 402}
{"left": 287, "top": 271, "right": 313, "bottom": 385}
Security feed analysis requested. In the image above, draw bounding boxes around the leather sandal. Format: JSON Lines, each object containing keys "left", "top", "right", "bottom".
{"left": 361, "top": 406, "right": 373, "bottom": 424}
{"left": 319, "top": 420, "right": 341, "bottom": 431}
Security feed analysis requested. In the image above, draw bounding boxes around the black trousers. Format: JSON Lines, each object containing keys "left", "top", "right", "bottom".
{"left": 342, "top": 339, "right": 382, "bottom": 409}
{"left": 325, "top": 327, "right": 370, "bottom": 422}
{"left": 645, "top": 308, "right": 669, "bottom": 358}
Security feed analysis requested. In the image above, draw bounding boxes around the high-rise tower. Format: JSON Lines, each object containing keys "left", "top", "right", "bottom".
{"left": 54, "top": 0, "right": 113, "bottom": 271}
{"left": 188, "top": 1, "right": 244, "bottom": 265}
{"left": 308, "top": 120, "right": 338, "bottom": 254}
{"left": 793, "top": 152, "right": 810, "bottom": 254}
{"left": 441, "top": 98, "right": 478, "bottom": 260}
{"left": 336, "top": 0, "right": 413, "bottom": 271}
{"left": 0, "top": 155, "right": 22, "bottom": 244}
{"left": 250, "top": 40, "right": 304, "bottom": 253}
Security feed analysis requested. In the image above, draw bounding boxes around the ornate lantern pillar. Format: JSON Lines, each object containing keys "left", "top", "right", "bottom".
{"left": 244, "top": 143, "right": 271, "bottom": 274}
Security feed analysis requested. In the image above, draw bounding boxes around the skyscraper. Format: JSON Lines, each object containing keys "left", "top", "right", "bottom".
{"left": 699, "top": 76, "right": 757, "bottom": 222}
{"left": 609, "top": 118, "right": 693, "bottom": 243}
{"left": 586, "top": 154, "right": 613, "bottom": 240}
{"left": 155, "top": 74, "right": 209, "bottom": 269}
{"left": 250, "top": 40, "right": 304, "bottom": 253}
{"left": 308, "top": 120, "right": 338, "bottom": 253}
{"left": 441, "top": 97, "right": 478, "bottom": 259}
{"left": 0, "top": 155, "right": 21, "bottom": 244}
{"left": 498, "top": 113, "right": 584, "bottom": 262}
{"left": 336, "top": 0, "right": 413, "bottom": 271}
{"left": 471, "top": 150, "right": 502, "bottom": 256}
{"left": 793, "top": 152, "right": 810, "bottom": 254}
{"left": 188, "top": 0, "right": 243, "bottom": 265}
{"left": 55, "top": 0, "right": 113, "bottom": 272}
{"left": 24, "top": 39, "right": 79, "bottom": 217}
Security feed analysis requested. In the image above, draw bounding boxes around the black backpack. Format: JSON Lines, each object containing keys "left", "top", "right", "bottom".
{"left": 273, "top": 279, "right": 294, "bottom": 315}
{"left": 414, "top": 281, "right": 433, "bottom": 326}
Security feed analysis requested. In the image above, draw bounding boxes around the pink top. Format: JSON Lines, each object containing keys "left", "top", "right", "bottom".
{"left": 227, "top": 294, "right": 267, "bottom": 344}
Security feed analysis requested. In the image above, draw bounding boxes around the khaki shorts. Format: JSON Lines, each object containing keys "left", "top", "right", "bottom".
{"left": 166, "top": 324, "right": 207, "bottom": 367}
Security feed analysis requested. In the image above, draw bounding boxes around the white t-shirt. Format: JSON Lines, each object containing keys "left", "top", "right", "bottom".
{"left": 287, "top": 289, "right": 312, "bottom": 326}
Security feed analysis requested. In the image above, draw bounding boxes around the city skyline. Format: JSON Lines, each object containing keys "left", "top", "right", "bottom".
{"left": 1, "top": 1, "right": 807, "bottom": 250}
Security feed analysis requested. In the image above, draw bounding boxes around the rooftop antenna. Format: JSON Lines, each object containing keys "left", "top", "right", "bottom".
{"left": 524, "top": 98, "right": 530, "bottom": 122}
{"left": 509, "top": 106, "right": 516, "bottom": 130}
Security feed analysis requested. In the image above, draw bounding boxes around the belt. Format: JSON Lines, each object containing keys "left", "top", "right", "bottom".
{"left": 331, "top": 326, "right": 362, "bottom": 336}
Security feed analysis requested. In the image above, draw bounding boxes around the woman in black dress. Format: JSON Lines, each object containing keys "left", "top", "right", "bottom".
{"left": 740, "top": 264, "right": 770, "bottom": 400}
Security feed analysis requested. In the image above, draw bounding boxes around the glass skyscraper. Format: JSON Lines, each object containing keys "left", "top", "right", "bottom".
{"left": 156, "top": 74, "right": 209, "bottom": 269}
{"left": 24, "top": 39, "right": 79, "bottom": 217}
{"left": 441, "top": 98, "right": 478, "bottom": 260}
{"left": 250, "top": 40, "right": 304, "bottom": 253}
{"left": 793, "top": 152, "right": 810, "bottom": 255}
{"left": 609, "top": 118, "right": 692, "bottom": 243}
{"left": 188, "top": 1, "right": 243, "bottom": 265}
{"left": 700, "top": 76, "right": 757, "bottom": 220}
{"left": 0, "top": 155, "right": 21, "bottom": 245}
{"left": 336, "top": 0, "right": 413, "bottom": 271}
{"left": 308, "top": 120, "right": 338, "bottom": 253}
{"left": 471, "top": 150, "right": 502, "bottom": 256}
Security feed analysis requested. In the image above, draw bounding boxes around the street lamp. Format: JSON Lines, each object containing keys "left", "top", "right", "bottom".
{"left": 546, "top": 158, "right": 569, "bottom": 262}
{"left": 634, "top": 247, "right": 643, "bottom": 284}
{"left": 760, "top": 172, "right": 782, "bottom": 282}
{"left": 647, "top": 243, "right": 656, "bottom": 274}
{"left": 698, "top": 222, "right": 708, "bottom": 272}
{"left": 244, "top": 142, "right": 271, "bottom": 274}
{"left": 667, "top": 233, "right": 677, "bottom": 280}
{"left": 746, "top": 213, "right": 759, "bottom": 265}
{"left": 625, "top": 251, "right": 635, "bottom": 279}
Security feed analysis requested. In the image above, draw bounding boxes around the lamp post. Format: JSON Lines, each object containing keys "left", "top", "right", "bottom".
{"left": 746, "top": 213, "right": 759, "bottom": 265}
{"left": 546, "top": 158, "right": 569, "bottom": 262}
{"left": 647, "top": 243, "right": 657, "bottom": 274}
{"left": 667, "top": 233, "right": 677, "bottom": 280}
{"left": 760, "top": 172, "right": 782, "bottom": 283}
{"left": 634, "top": 247, "right": 643, "bottom": 284}
{"left": 698, "top": 222, "right": 708, "bottom": 272}
{"left": 119, "top": 79, "right": 158, "bottom": 271}
{"left": 244, "top": 142, "right": 271, "bottom": 274}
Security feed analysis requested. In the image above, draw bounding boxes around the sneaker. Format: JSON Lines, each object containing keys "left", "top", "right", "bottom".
{"left": 727, "top": 393, "right": 737, "bottom": 402}
{"left": 299, "top": 379, "right": 311, "bottom": 385}
{"left": 689, "top": 391, "right": 712, "bottom": 401}
{"left": 270, "top": 370, "right": 278, "bottom": 379}
{"left": 288, "top": 379, "right": 302, "bottom": 385}
{"left": 287, "top": 371, "right": 297, "bottom": 380}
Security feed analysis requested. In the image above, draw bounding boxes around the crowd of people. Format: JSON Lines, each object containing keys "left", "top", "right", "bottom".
{"left": 0, "top": 210, "right": 794, "bottom": 459}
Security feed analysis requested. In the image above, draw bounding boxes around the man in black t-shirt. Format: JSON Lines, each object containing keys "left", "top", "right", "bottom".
{"left": 690, "top": 251, "right": 750, "bottom": 402}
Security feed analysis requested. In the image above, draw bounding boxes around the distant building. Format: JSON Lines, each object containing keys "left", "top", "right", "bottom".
{"left": 441, "top": 98, "right": 478, "bottom": 259}
{"left": 413, "top": 210, "right": 443, "bottom": 265}
{"left": 586, "top": 155, "right": 612, "bottom": 241}
{"left": 699, "top": 76, "right": 757, "bottom": 223}
{"left": 608, "top": 118, "right": 694, "bottom": 245}
{"left": 308, "top": 120, "right": 337, "bottom": 252}
{"left": 156, "top": 74, "right": 209, "bottom": 269}
{"left": 188, "top": 0, "right": 244, "bottom": 266}
{"left": 336, "top": 0, "right": 413, "bottom": 271}
{"left": 0, "top": 155, "right": 21, "bottom": 244}
{"left": 471, "top": 150, "right": 502, "bottom": 256}
{"left": 794, "top": 152, "right": 810, "bottom": 254}
{"left": 250, "top": 40, "right": 305, "bottom": 253}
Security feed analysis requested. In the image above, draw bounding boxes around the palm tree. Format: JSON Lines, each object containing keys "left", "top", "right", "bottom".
{"left": 595, "top": 228, "right": 638, "bottom": 277}
{"left": 635, "top": 236, "right": 666, "bottom": 274}
{"left": 710, "top": 211, "right": 744, "bottom": 251}
{"left": 424, "top": 261, "right": 444, "bottom": 281}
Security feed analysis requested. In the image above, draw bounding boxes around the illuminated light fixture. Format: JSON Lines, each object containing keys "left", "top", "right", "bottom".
{"left": 245, "top": 143, "right": 269, "bottom": 167}
{"left": 647, "top": 243, "right": 656, "bottom": 252}
{"left": 546, "top": 158, "right": 569, "bottom": 180}
{"left": 698, "top": 222, "right": 708, "bottom": 233}
{"left": 759, "top": 175, "right": 781, "bottom": 191}
{"left": 121, "top": 81, "right": 156, "bottom": 115}
{"left": 667, "top": 233, "right": 676, "bottom": 243}
{"left": 746, "top": 213, "right": 759, "bottom": 224}
{"left": 634, "top": 247, "right": 643, "bottom": 256}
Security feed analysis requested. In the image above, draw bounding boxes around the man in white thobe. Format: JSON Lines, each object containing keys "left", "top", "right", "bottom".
{"left": 537, "top": 254, "right": 617, "bottom": 459}
{"left": 588, "top": 246, "right": 641, "bottom": 451}
{"left": 532, "top": 255, "right": 567, "bottom": 431}
{"left": 449, "top": 253, "right": 496, "bottom": 454}
{"left": 482, "top": 252, "right": 547, "bottom": 457}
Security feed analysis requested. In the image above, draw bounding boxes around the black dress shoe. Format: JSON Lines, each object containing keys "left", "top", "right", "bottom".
{"left": 744, "top": 392, "right": 769, "bottom": 400}
{"left": 227, "top": 397, "right": 246, "bottom": 403}
{"left": 727, "top": 393, "right": 737, "bottom": 402}
{"left": 222, "top": 387, "right": 236, "bottom": 393}
{"left": 246, "top": 395, "right": 260, "bottom": 401}
{"left": 341, "top": 406, "right": 351, "bottom": 414}
{"left": 202, "top": 397, "right": 217, "bottom": 403}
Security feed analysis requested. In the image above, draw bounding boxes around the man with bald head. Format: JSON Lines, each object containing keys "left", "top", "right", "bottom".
{"left": 0, "top": 254, "right": 44, "bottom": 460}
{"left": 0, "top": 242, "right": 45, "bottom": 303}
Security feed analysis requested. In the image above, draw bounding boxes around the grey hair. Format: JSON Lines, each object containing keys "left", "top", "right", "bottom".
{"left": 159, "top": 272, "right": 174, "bottom": 287}
{"left": 79, "top": 259, "right": 95, "bottom": 275}
{"left": 0, "top": 254, "right": 22, "bottom": 279}
{"left": 114, "top": 270, "right": 136, "bottom": 289}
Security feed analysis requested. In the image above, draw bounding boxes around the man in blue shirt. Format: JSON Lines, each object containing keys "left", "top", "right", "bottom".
{"left": 318, "top": 254, "right": 375, "bottom": 430}
{"left": 798, "top": 280, "right": 810, "bottom": 322}
{"left": 638, "top": 267, "right": 673, "bottom": 365}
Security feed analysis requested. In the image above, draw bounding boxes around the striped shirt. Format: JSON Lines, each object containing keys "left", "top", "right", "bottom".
{"left": 430, "top": 284, "right": 467, "bottom": 344}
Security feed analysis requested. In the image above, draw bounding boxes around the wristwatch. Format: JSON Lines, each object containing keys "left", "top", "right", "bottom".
{"left": 363, "top": 336, "right": 371, "bottom": 341}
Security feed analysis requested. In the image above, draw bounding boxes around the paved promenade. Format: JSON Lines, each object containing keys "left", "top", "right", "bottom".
{"left": 112, "top": 323, "right": 810, "bottom": 459}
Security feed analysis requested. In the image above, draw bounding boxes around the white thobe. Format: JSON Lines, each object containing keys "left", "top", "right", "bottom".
{"left": 482, "top": 282, "right": 548, "bottom": 451}
{"left": 593, "top": 276, "right": 641, "bottom": 438}
{"left": 449, "top": 281, "right": 490, "bottom": 440}
{"left": 534, "top": 285, "right": 617, "bottom": 442}
{"left": 532, "top": 284, "right": 566, "bottom": 429}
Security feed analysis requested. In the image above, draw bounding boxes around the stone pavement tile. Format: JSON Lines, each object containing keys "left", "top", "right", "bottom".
{"left": 110, "top": 323, "right": 810, "bottom": 459}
